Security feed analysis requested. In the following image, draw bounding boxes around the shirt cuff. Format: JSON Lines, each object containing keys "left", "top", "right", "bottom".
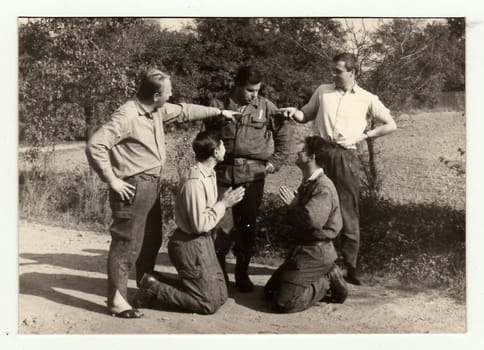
{"left": 102, "top": 169, "right": 118, "bottom": 184}
{"left": 181, "top": 103, "right": 221, "bottom": 122}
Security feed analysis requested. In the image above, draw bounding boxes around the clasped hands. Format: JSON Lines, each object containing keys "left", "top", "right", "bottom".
{"left": 279, "top": 185, "right": 297, "bottom": 206}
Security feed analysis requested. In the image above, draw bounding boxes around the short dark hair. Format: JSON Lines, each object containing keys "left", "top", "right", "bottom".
{"left": 192, "top": 131, "right": 222, "bottom": 162}
{"left": 234, "top": 66, "right": 262, "bottom": 86}
{"left": 136, "top": 68, "right": 170, "bottom": 101}
{"left": 304, "top": 136, "right": 332, "bottom": 169}
{"left": 333, "top": 53, "right": 359, "bottom": 75}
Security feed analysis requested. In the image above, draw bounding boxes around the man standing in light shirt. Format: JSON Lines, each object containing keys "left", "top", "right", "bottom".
{"left": 86, "top": 68, "right": 241, "bottom": 318}
{"left": 278, "top": 53, "right": 397, "bottom": 285}
{"left": 133, "top": 132, "right": 245, "bottom": 314}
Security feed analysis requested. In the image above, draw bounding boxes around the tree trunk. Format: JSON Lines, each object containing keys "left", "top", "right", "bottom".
{"left": 366, "top": 137, "right": 379, "bottom": 200}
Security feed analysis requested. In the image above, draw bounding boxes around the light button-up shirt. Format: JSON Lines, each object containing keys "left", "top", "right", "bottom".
{"left": 302, "top": 83, "right": 391, "bottom": 149}
{"left": 174, "top": 162, "right": 226, "bottom": 235}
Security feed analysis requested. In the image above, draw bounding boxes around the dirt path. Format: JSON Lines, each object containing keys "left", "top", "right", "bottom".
{"left": 18, "top": 221, "right": 465, "bottom": 334}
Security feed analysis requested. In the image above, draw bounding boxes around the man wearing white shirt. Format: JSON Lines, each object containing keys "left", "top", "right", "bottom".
{"left": 278, "top": 53, "right": 397, "bottom": 285}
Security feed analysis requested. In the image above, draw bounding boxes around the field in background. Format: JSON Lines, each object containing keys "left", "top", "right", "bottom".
{"left": 25, "top": 110, "right": 465, "bottom": 207}
{"left": 18, "top": 110, "right": 466, "bottom": 299}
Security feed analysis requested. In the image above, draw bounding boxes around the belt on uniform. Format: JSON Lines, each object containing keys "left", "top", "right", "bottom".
{"left": 230, "top": 158, "right": 266, "bottom": 166}
{"left": 320, "top": 138, "right": 356, "bottom": 151}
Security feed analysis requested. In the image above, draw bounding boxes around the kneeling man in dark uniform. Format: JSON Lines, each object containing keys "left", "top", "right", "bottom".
{"left": 264, "top": 136, "right": 348, "bottom": 313}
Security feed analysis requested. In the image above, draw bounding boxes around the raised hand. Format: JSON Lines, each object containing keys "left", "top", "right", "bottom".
{"left": 220, "top": 109, "right": 242, "bottom": 122}
{"left": 221, "top": 186, "right": 246, "bottom": 208}
{"left": 265, "top": 162, "right": 276, "bottom": 174}
{"left": 276, "top": 107, "right": 304, "bottom": 122}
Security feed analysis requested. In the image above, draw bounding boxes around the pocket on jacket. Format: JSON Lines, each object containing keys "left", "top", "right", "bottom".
{"left": 250, "top": 110, "right": 267, "bottom": 129}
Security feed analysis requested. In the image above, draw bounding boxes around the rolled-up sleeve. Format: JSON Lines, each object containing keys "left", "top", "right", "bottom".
{"left": 369, "top": 95, "right": 391, "bottom": 120}
{"left": 182, "top": 180, "right": 226, "bottom": 234}
{"left": 301, "top": 86, "right": 322, "bottom": 122}
{"left": 86, "top": 112, "right": 129, "bottom": 183}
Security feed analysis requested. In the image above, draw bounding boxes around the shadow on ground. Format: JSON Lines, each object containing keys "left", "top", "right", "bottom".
{"left": 19, "top": 250, "right": 173, "bottom": 316}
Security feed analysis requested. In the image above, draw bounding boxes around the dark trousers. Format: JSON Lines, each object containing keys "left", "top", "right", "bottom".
{"left": 324, "top": 144, "right": 360, "bottom": 268}
{"left": 148, "top": 229, "right": 228, "bottom": 315}
{"left": 107, "top": 174, "right": 162, "bottom": 308}
{"left": 264, "top": 263, "right": 332, "bottom": 314}
{"left": 213, "top": 179, "right": 265, "bottom": 258}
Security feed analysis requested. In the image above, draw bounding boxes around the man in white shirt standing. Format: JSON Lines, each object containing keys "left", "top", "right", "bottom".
{"left": 278, "top": 53, "right": 397, "bottom": 285}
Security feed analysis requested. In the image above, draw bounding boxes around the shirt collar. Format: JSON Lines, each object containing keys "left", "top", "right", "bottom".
{"left": 196, "top": 162, "right": 215, "bottom": 178}
{"left": 226, "top": 93, "right": 259, "bottom": 109}
{"left": 134, "top": 97, "right": 158, "bottom": 117}
{"left": 334, "top": 82, "right": 359, "bottom": 94}
{"left": 306, "top": 168, "right": 324, "bottom": 182}
{"left": 351, "top": 82, "right": 362, "bottom": 94}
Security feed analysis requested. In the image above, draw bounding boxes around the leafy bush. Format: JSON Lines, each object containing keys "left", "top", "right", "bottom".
{"left": 254, "top": 192, "right": 465, "bottom": 300}
{"left": 19, "top": 160, "right": 179, "bottom": 237}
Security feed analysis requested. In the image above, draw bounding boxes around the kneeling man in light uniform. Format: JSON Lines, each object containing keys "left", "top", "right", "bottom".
{"left": 134, "top": 131, "right": 245, "bottom": 314}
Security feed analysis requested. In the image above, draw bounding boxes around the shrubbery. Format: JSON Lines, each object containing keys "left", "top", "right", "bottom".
{"left": 18, "top": 118, "right": 466, "bottom": 301}
{"left": 19, "top": 163, "right": 179, "bottom": 238}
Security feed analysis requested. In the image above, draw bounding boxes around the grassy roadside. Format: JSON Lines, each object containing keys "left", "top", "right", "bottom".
{"left": 18, "top": 110, "right": 466, "bottom": 300}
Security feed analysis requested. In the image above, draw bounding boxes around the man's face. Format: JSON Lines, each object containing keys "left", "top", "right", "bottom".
{"left": 332, "top": 60, "right": 355, "bottom": 89}
{"left": 295, "top": 143, "right": 310, "bottom": 170}
{"left": 234, "top": 82, "right": 261, "bottom": 105}
{"left": 214, "top": 140, "right": 226, "bottom": 163}
{"left": 154, "top": 79, "right": 172, "bottom": 107}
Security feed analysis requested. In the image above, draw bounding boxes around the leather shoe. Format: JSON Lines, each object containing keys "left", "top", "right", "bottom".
{"left": 327, "top": 265, "right": 348, "bottom": 303}
{"left": 139, "top": 273, "right": 159, "bottom": 289}
{"left": 344, "top": 266, "right": 362, "bottom": 286}
{"left": 132, "top": 273, "right": 158, "bottom": 309}
{"left": 111, "top": 308, "right": 144, "bottom": 319}
{"left": 235, "top": 275, "right": 254, "bottom": 293}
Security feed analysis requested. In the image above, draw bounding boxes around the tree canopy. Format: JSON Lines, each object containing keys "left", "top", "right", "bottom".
{"left": 18, "top": 17, "right": 465, "bottom": 145}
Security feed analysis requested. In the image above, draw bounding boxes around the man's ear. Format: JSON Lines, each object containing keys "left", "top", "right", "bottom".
{"left": 152, "top": 92, "right": 160, "bottom": 103}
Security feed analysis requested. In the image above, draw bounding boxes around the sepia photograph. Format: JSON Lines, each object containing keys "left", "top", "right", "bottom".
{"left": 3, "top": 0, "right": 484, "bottom": 348}
{"left": 16, "top": 15, "right": 467, "bottom": 334}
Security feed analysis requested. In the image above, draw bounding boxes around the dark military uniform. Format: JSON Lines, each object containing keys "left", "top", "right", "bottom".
{"left": 264, "top": 170, "right": 345, "bottom": 313}
{"left": 203, "top": 94, "right": 292, "bottom": 284}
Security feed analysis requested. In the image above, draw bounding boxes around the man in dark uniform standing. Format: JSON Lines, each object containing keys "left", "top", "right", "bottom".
{"left": 203, "top": 66, "right": 292, "bottom": 292}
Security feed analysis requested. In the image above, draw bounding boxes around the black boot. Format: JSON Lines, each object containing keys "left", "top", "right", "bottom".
{"left": 235, "top": 256, "right": 254, "bottom": 293}
{"left": 328, "top": 265, "right": 348, "bottom": 303}
{"left": 217, "top": 254, "right": 229, "bottom": 283}
{"left": 344, "top": 266, "right": 362, "bottom": 286}
{"left": 320, "top": 265, "right": 348, "bottom": 304}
